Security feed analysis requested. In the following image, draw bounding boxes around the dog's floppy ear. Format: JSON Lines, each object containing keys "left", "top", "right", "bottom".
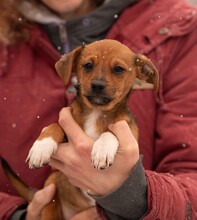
{"left": 55, "top": 46, "right": 83, "bottom": 84}
{"left": 135, "top": 55, "right": 159, "bottom": 91}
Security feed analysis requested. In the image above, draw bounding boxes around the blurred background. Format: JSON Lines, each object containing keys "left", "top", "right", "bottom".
{"left": 188, "top": 0, "right": 197, "bottom": 4}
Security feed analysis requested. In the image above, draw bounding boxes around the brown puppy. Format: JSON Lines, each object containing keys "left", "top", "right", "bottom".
{"left": 12, "top": 40, "right": 159, "bottom": 219}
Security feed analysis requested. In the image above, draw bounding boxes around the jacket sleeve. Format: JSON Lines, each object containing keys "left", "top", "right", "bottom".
{"left": 144, "top": 27, "right": 197, "bottom": 219}
{"left": 97, "top": 37, "right": 197, "bottom": 220}
{"left": 96, "top": 5, "right": 197, "bottom": 219}
{"left": 94, "top": 157, "right": 148, "bottom": 220}
{"left": 0, "top": 192, "right": 27, "bottom": 220}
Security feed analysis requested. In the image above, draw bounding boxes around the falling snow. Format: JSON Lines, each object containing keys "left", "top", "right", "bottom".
{"left": 12, "top": 123, "right": 17, "bottom": 128}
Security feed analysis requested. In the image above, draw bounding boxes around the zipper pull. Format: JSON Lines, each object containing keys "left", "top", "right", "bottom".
{"left": 59, "top": 23, "right": 67, "bottom": 43}
{"left": 59, "top": 23, "right": 70, "bottom": 53}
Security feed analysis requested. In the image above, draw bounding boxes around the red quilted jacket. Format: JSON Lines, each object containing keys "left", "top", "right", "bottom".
{"left": 0, "top": 0, "right": 197, "bottom": 219}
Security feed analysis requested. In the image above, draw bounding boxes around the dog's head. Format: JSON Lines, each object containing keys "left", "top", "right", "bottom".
{"left": 55, "top": 40, "right": 159, "bottom": 111}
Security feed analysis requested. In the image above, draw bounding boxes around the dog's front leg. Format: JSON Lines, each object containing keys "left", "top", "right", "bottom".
{"left": 91, "top": 132, "right": 119, "bottom": 170}
{"left": 27, "top": 123, "right": 64, "bottom": 169}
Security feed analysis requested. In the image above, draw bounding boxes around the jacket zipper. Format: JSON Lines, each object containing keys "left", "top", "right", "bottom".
{"left": 59, "top": 23, "right": 70, "bottom": 53}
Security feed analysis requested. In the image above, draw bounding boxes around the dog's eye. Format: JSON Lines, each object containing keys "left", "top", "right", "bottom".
{"left": 112, "top": 65, "right": 125, "bottom": 74}
{"left": 83, "top": 62, "right": 93, "bottom": 72}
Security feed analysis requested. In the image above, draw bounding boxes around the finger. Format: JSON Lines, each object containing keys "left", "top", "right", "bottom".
{"left": 26, "top": 184, "right": 56, "bottom": 220}
{"left": 49, "top": 156, "right": 64, "bottom": 169}
{"left": 50, "top": 143, "right": 83, "bottom": 176}
{"left": 108, "top": 121, "right": 140, "bottom": 182}
{"left": 58, "top": 107, "right": 92, "bottom": 146}
{"left": 51, "top": 143, "right": 69, "bottom": 161}
{"left": 108, "top": 120, "right": 138, "bottom": 152}
{"left": 51, "top": 142, "right": 79, "bottom": 164}
{"left": 70, "top": 207, "right": 101, "bottom": 220}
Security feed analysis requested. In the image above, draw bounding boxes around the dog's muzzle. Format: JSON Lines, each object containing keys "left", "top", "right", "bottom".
{"left": 87, "top": 96, "right": 111, "bottom": 105}
{"left": 86, "top": 80, "right": 112, "bottom": 105}
{"left": 91, "top": 79, "right": 106, "bottom": 93}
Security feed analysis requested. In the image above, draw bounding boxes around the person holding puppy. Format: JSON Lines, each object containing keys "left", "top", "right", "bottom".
{"left": 0, "top": 0, "right": 197, "bottom": 219}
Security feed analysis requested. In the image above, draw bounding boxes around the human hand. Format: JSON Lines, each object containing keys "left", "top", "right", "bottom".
{"left": 26, "top": 184, "right": 56, "bottom": 220}
{"left": 50, "top": 107, "right": 139, "bottom": 196}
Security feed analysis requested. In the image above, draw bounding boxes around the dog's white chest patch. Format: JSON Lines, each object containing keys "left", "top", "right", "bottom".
{"left": 84, "top": 110, "right": 101, "bottom": 140}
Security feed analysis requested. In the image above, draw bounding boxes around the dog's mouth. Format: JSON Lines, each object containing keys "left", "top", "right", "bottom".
{"left": 86, "top": 96, "right": 112, "bottom": 106}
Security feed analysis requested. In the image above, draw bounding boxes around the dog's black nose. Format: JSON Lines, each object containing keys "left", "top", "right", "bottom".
{"left": 91, "top": 80, "right": 106, "bottom": 92}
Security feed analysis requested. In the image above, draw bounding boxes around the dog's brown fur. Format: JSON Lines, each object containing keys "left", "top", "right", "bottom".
{"left": 3, "top": 40, "right": 159, "bottom": 219}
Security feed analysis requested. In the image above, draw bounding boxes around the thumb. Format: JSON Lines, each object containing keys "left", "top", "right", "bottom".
{"left": 108, "top": 120, "right": 139, "bottom": 169}
{"left": 27, "top": 184, "right": 56, "bottom": 220}
{"left": 108, "top": 120, "right": 138, "bottom": 152}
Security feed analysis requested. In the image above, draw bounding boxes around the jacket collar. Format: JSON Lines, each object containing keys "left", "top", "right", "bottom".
{"left": 65, "top": 0, "right": 138, "bottom": 50}
{"left": 19, "top": 0, "right": 138, "bottom": 53}
{"left": 18, "top": 1, "right": 65, "bottom": 24}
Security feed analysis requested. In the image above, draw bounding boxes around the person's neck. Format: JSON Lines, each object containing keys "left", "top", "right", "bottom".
{"left": 60, "top": 0, "right": 97, "bottom": 20}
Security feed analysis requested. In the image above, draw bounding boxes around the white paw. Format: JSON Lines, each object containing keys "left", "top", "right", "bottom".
{"left": 26, "top": 137, "right": 58, "bottom": 169}
{"left": 91, "top": 132, "right": 119, "bottom": 169}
